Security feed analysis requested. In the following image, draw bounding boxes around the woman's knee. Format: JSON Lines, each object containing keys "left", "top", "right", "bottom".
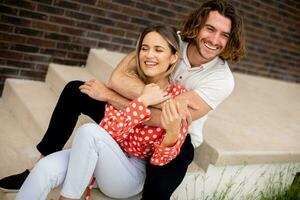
{"left": 76, "top": 123, "right": 111, "bottom": 139}
{"left": 73, "top": 123, "right": 108, "bottom": 148}
{"left": 76, "top": 123, "right": 100, "bottom": 139}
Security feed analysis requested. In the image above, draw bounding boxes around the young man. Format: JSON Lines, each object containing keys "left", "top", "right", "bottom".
{"left": 0, "top": 0, "right": 245, "bottom": 199}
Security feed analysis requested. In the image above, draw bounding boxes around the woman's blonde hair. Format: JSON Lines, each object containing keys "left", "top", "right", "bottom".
{"left": 135, "top": 25, "right": 180, "bottom": 84}
{"left": 181, "top": 0, "right": 245, "bottom": 63}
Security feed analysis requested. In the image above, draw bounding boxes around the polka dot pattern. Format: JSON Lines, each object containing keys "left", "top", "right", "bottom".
{"left": 99, "top": 83, "right": 189, "bottom": 166}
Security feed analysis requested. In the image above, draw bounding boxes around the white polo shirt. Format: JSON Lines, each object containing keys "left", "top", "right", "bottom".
{"left": 171, "top": 41, "right": 234, "bottom": 147}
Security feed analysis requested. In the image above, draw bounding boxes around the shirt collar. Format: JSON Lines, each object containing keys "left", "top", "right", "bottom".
{"left": 180, "top": 41, "right": 223, "bottom": 71}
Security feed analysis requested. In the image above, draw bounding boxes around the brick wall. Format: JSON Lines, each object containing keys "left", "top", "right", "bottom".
{"left": 0, "top": 0, "right": 299, "bottom": 95}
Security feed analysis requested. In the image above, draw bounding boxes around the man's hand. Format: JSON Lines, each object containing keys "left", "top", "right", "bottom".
{"left": 79, "top": 79, "right": 112, "bottom": 102}
{"left": 174, "top": 95, "right": 199, "bottom": 126}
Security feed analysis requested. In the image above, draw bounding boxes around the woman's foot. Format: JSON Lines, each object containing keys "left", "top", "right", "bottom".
{"left": 0, "top": 169, "right": 30, "bottom": 192}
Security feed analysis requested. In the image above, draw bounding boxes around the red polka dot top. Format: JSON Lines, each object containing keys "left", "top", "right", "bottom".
{"left": 99, "top": 83, "right": 188, "bottom": 166}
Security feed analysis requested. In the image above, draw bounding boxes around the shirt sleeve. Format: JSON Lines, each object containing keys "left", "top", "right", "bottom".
{"left": 150, "top": 124, "right": 189, "bottom": 166}
{"left": 100, "top": 98, "right": 151, "bottom": 140}
{"left": 193, "top": 69, "right": 234, "bottom": 109}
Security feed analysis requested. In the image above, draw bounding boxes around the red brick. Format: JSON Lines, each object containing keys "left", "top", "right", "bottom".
{"left": 0, "top": 33, "right": 26, "bottom": 43}
{"left": 81, "top": 6, "right": 105, "bottom": 16}
{"left": 49, "top": 16, "right": 76, "bottom": 26}
{"left": 32, "top": 21, "right": 60, "bottom": 32}
{"left": 61, "top": 27, "right": 85, "bottom": 36}
{"left": 27, "top": 38, "right": 56, "bottom": 48}
{"left": 0, "top": 50, "right": 23, "bottom": 60}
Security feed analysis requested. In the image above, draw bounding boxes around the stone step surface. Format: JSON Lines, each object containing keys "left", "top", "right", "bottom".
{"left": 1, "top": 162, "right": 201, "bottom": 200}
{"left": 195, "top": 72, "right": 300, "bottom": 170}
{"left": 2, "top": 79, "right": 92, "bottom": 148}
{"left": 86, "top": 49, "right": 126, "bottom": 83}
{"left": 46, "top": 63, "right": 95, "bottom": 95}
{"left": 0, "top": 99, "right": 38, "bottom": 177}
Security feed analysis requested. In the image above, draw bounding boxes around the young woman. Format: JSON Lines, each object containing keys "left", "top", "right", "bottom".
{"left": 15, "top": 25, "right": 189, "bottom": 200}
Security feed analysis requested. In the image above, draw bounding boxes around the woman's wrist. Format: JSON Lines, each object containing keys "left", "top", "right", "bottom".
{"left": 139, "top": 95, "right": 149, "bottom": 107}
{"left": 161, "top": 133, "right": 178, "bottom": 147}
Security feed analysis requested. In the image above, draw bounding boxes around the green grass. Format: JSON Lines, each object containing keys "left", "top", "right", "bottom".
{"left": 260, "top": 171, "right": 300, "bottom": 200}
{"left": 190, "top": 164, "right": 300, "bottom": 200}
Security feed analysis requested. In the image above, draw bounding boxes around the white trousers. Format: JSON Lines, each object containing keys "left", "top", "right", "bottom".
{"left": 16, "top": 123, "right": 146, "bottom": 200}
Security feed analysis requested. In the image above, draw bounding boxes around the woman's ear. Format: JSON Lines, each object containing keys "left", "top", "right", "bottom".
{"left": 170, "top": 52, "right": 179, "bottom": 65}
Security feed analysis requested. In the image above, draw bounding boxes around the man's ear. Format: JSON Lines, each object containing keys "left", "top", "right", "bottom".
{"left": 170, "top": 52, "right": 179, "bottom": 65}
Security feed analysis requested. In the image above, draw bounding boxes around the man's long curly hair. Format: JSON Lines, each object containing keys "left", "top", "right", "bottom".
{"left": 181, "top": 0, "right": 245, "bottom": 63}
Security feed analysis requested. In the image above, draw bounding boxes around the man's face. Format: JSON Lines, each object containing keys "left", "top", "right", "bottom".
{"left": 194, "top": 11, "right": 232, "bottom": 62}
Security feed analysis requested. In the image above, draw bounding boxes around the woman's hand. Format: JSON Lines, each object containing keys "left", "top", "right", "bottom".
{"left": 161, "top": 99, "right": 182, "bottom": 147}
{"left": 79, "top": 79, "right": 112, "bottom": 101}
{"left": 139, "top": 83, "right": 170, "bottom": 107}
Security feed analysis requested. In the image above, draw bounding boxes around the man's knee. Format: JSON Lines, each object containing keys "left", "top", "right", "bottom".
{"left": 63, "top": 80, "right": 83, "bottom": 94}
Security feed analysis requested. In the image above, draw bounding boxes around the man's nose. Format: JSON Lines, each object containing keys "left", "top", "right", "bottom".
{"left": 210, "top": 33, "right": 219, "bottom": 45}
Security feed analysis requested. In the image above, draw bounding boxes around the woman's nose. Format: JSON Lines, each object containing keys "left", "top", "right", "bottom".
{"left": 146, "top": 49, "right": 155, "bottom": 58}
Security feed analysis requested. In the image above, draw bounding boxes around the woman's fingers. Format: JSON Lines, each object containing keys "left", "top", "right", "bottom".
{"left": 162, "top": 99, "right": 179, "bottom": 123}
{"left": 170, "top": 100, "right": 180, "bottom": 119}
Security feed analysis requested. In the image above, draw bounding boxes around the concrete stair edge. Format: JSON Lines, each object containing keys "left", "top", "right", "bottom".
{"left": 46, "top": 63, "right": 95, "bottom": 95}
{"left": 85, "top": 48, "right": 126, "bottom": 83}
{"left": 2, "top": 79, "right": 49, "bottom": 143}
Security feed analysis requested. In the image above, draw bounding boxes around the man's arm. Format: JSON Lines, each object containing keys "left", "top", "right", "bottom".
{"left": 175, "top": 90, "right": 212, "bottom": 123}
{"left": 108, "top": 51, "right": 145, "bottom": 99}
{"left": 79, "top": 79, "right": 130, "bottom": 110}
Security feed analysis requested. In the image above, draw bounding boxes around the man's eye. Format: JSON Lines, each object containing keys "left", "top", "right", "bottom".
{"left": 223, "top": 34, "right": 230, "bottom": 39}
{"left": 207, "top": 27, "right": 214, "bottom": 32}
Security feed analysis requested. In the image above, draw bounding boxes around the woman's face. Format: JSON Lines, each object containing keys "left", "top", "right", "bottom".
{"left": 139, "top": 31, "right": 177, "bottom": 82}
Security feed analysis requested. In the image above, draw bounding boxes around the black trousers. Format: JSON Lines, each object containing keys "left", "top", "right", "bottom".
{"left": 36, "top": 80, "right": 194, "bottom": 200}
{"left": 36, "top": 80, "right": 106, "bottom": 155}
{"left": 141, "top": 134, "right": 194, "bottom": 200}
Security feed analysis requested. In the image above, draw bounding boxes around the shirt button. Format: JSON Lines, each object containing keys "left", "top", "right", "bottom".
{"left": 179, "top": 76, "right": 182, "bottom": 79}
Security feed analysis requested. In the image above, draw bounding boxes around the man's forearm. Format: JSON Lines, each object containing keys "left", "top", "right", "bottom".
{"left": 109, "top": 72, "right": 144, "bottom": 100}
{"left": 108, "top": 51, "right": 145, "bottom": 100}
{"left": 106, "top": 90, "right": 131, "bottom": 110}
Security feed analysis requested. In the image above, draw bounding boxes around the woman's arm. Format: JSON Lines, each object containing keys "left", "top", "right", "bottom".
{"left": 102, "top": 84, "right": 170, "bottom": 139}
{"left": 150, "top": 99, "right": 188, "bottom": 165}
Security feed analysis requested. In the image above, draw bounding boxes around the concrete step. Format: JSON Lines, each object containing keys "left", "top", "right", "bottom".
{"left": 0, "top": 99, "right": 39, "bottom": 177}
{"left": 46, "top": 63, "right": 95, "bottom": 95}
{"left": 195, "top": 73, "right": 300, "bottom": 170}
{"left": 0, "top": 188, "right": 141, "bottom": 200}
{"left": 0, "top": 98, "right": 39, "bottom": 200}
{"left": 2, "top": 79, "right": 92, "bottom": 147}
{"left": 86, "top": 49, "right": 126, "bottom": 83}
{"left": 2, "top": 79, "right": 58, "bottom": 144}
{"left": 1, "top": 162, "right": 201, "bottom": 200}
